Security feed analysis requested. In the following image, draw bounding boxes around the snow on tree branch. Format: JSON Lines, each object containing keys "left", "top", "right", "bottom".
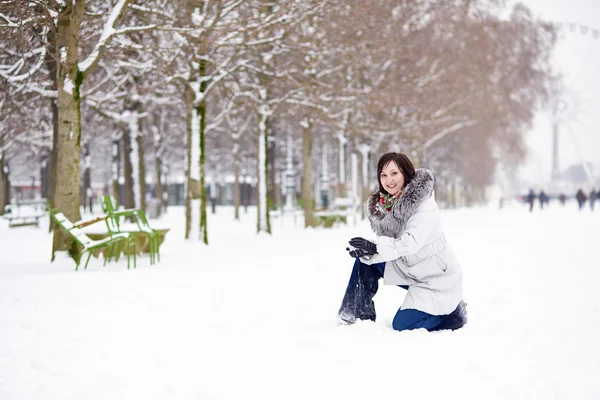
{"left": 79, "top": 0, "right": 131, "bottom": 75}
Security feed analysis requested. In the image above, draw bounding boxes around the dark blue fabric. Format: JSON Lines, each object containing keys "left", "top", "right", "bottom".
{"left": 338, "top": 259, "right": 444, "bottom": 331}
{"left": 338, "top": 258, "right": 384, "bottom": 322}
{"left": 373, "top": 262, "right": 386, "bottom": 277}
{"left": 430, "top": 301, "right": 468, "bottom": 331}
{"left": 392, "top": 308, "right": 441, "bottom": 331}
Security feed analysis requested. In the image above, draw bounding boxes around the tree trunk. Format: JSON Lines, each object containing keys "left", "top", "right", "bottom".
{"left": 136, "top": 132, "right": 147, "bottom": 212}
{"left": 50, "top": 0, "right": 129, "bottom": 244}
{"left": 302, "top": 120, "right": 314, "bottom": 227}
{"left": 337, "top": 134, "right": 347, "bottom": 198}
{"left": 120, "top": 104, "right": 146, "bottom": 211}
{"left": 183, "top": 5, "right": 209, "bottom": 243}
{"left": 450, "top": 183, "right": 457, "bottom": 208}
{"left": 82, "top": 144, "right": 91, "bottom": 213}
{"left": 274, "top": 173, "right": 281, "bottom": 211}
{"left": 233, "top": 145, "right": 240, "bottom": 220}
{"left": 48, "top": 100, "right": 59, "bottom": 234}
{"left": 46, "top": 18, "right": 59, "bottom": 232}
{"left": 257, "top": 110, "right": 271, "bottom": 234}
{"left": 154, "top": 152, "right": 163, "bottom": 218}
{"left": 128, "top": 108, "right": 143, "bottom": 210}
{"left": 198, "top": 66, "right": 208, "bottom": 244}
{"left": 52, "top": 75, "right": 83, "bottom": 258}
{"left": 358, "top": 147, "right": 370, "bottom": 219}
{"left": 153, "top": 115, "right": 164, "bottom": 218}
{"left": 40, "top": 152, "right": 51, "bottom": 200}
{"left": 122, "top": 128, "right": 135, "bottom": 210}
{"left": 111, "top": 131, "right": 121, "bottom": 201}
{"left": 267, "top": 134, "right": 276, "bottom": 210}
{"left": 184, "top": 93, "right": 193, "bottom": 239}
{"left": 0, "top": 152, "right": 6, "bottom": 215}
{"left": 465, "top": 184, "right": 473, "bottom": 207}
{"left": 476, "top": 186, "right": 485, "bottom": 205}
{"left": 411, "top": 141, "right": 422, "bottom": 169}
{"left": 195, "top": 50, "right": 209, "bottom": 243}
{"left": 437, "top": 178, "right": 446, "bottom": 209}
{"left": 52, "top": 1, "right": 85, "bottom": 261}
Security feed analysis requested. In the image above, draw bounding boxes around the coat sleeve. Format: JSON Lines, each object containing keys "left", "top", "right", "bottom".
{"left": 372, "top": 204, "right": 440, "bottom": 262}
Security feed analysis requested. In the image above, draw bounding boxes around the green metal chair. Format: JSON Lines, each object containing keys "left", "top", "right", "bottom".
{"left": 100, "top": 196, "right": 160, "bottom": 265}
{"left": 51, "top": 210, "right": 136, "bottom": 270}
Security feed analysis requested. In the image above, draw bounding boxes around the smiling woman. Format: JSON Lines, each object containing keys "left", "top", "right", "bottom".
{"left": 377, "top": 152, "right": 414, "bottom": 198}
{"left": 339, "top": 152, "right": 467, "bottom": 332}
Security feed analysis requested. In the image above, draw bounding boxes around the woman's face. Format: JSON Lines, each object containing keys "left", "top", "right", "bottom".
{"left": 380, "top": 161, "right": 404, "bottom": 196}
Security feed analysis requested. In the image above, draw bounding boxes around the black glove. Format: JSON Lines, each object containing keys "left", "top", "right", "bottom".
{"left": 348, "top": 237, "right": 377, "bottom": 255}
{"left": 346, "top": 247, "right": 370, "bottom": 258}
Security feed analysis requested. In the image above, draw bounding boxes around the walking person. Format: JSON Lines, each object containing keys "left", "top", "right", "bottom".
{"left": 338, "top": 152, "right": 467, "bottom": 332}
{"left": 526, "top": 189, "right": 536, "bottom": 212}
{"left": 539, "top": 190, "right": 549, "bottom": 210}
{"left": 575, "top": 189, "right": 587, "bottom": 211}
{"left": 590, "top": 188, "right": 597, "bottom": 211}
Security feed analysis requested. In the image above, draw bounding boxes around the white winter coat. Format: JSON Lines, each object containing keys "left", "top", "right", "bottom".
{"left": 361, "top": 169, "right": 463, "bottom": 315}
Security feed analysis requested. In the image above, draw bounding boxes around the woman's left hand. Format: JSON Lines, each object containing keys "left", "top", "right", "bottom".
{"left": 346, "top": 248, "right": 370, "bottom": 258}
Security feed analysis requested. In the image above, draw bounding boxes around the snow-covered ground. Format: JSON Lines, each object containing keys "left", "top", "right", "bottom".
{"left": 1, "top": 201, "right": 599, "bottom": 399}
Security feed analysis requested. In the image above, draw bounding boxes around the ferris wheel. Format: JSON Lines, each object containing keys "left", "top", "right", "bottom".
{"left": 550, "top": 21, "right": 600, "bottom": 187}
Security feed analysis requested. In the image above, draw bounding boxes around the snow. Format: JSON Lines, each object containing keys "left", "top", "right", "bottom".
{"left": 1, "top": 202, "right": 599, "bottom": 399}
{"left": 62, "top": 77, "right": 74, "bottom": 95}
{"left": 192, "top": 9, "right": 205, "bottom": 26}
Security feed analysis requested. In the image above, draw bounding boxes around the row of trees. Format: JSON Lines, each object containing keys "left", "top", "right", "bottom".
{"left": 0, "top": 0, "right": 557, "bottom": 262}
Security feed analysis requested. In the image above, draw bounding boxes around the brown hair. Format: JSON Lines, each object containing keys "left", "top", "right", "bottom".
{"left": 376, "top": 152, "right": 416, "bottom": 195}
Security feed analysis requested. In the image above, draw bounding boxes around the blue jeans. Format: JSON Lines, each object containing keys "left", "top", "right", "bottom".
{"left": 338, "top": 258, "right": 443, "bottom": 331}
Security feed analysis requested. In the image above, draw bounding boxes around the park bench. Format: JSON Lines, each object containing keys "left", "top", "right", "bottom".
{"left": 51, "top": 210, "right": 137, "bottom": 271}
{"left": 314, "top": 197, "right": 360, "bottom": 226}
{"left": 100, "top": 195, "right": 162, "bottom": 265}
{"left": 2, "top": 199, "right": 48, "bottom": 228}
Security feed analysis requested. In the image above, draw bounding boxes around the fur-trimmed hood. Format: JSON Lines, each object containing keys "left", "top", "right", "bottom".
{"left": 366, "top": 168, "right": 435, "bottom": 238}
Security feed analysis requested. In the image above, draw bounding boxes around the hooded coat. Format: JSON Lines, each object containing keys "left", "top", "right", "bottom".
{"left": 360, "top": 168, "right": 463, "bottom": 315}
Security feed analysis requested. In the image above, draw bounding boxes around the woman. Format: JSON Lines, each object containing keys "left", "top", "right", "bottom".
{"left": 338, "top": 152, "right": 467, "bottom": 332}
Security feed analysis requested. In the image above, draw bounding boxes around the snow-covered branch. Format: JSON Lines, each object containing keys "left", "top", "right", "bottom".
{"left": 0, "top": 45, "right": 46, "bottom": 83}
{"left": 420, "top": 119, "right": 479, "bottom": 150}
{"left": 79, "top": 0, "right": 132, "bottom": 75}
{"left": 128, "top": 4, "right": 173, "bottom": 19}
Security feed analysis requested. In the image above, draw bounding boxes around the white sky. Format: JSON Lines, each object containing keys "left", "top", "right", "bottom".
{"left": 514, "top": 0, "right": 600, "bottom": 184}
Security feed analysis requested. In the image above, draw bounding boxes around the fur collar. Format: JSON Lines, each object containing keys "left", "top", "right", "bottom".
{"left": 366, "top": 168, "right": 434, "bottom": 238}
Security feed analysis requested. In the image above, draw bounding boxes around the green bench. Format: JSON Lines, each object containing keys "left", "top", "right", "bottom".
{"left": 100, "top": 196, "right": 161, "bottom": 265}
{"left": 51, "top": 210, "right": 137, "bottom": 270}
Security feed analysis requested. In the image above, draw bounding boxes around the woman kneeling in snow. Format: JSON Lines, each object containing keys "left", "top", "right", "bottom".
{"left": 338, "top": 152, "right": 467, "bottom": 332}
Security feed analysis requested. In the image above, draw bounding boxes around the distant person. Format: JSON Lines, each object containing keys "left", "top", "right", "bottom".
{"left": 338, "top": 152, "right": 466, "bottom": 332}
{"left": 539, "top": 190, "right": 549, "bottom": 210}
{"left": 590, "top": 189, "right": 597, "bottom": 211}
{"left": 526, "top": 189, "right": 536, "bottom": 212}
{"left": 558, "top": 193, "right": 566, "bottom": 206}
{"left": 575, "top": 189, "right": 587, "bottom": 210}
